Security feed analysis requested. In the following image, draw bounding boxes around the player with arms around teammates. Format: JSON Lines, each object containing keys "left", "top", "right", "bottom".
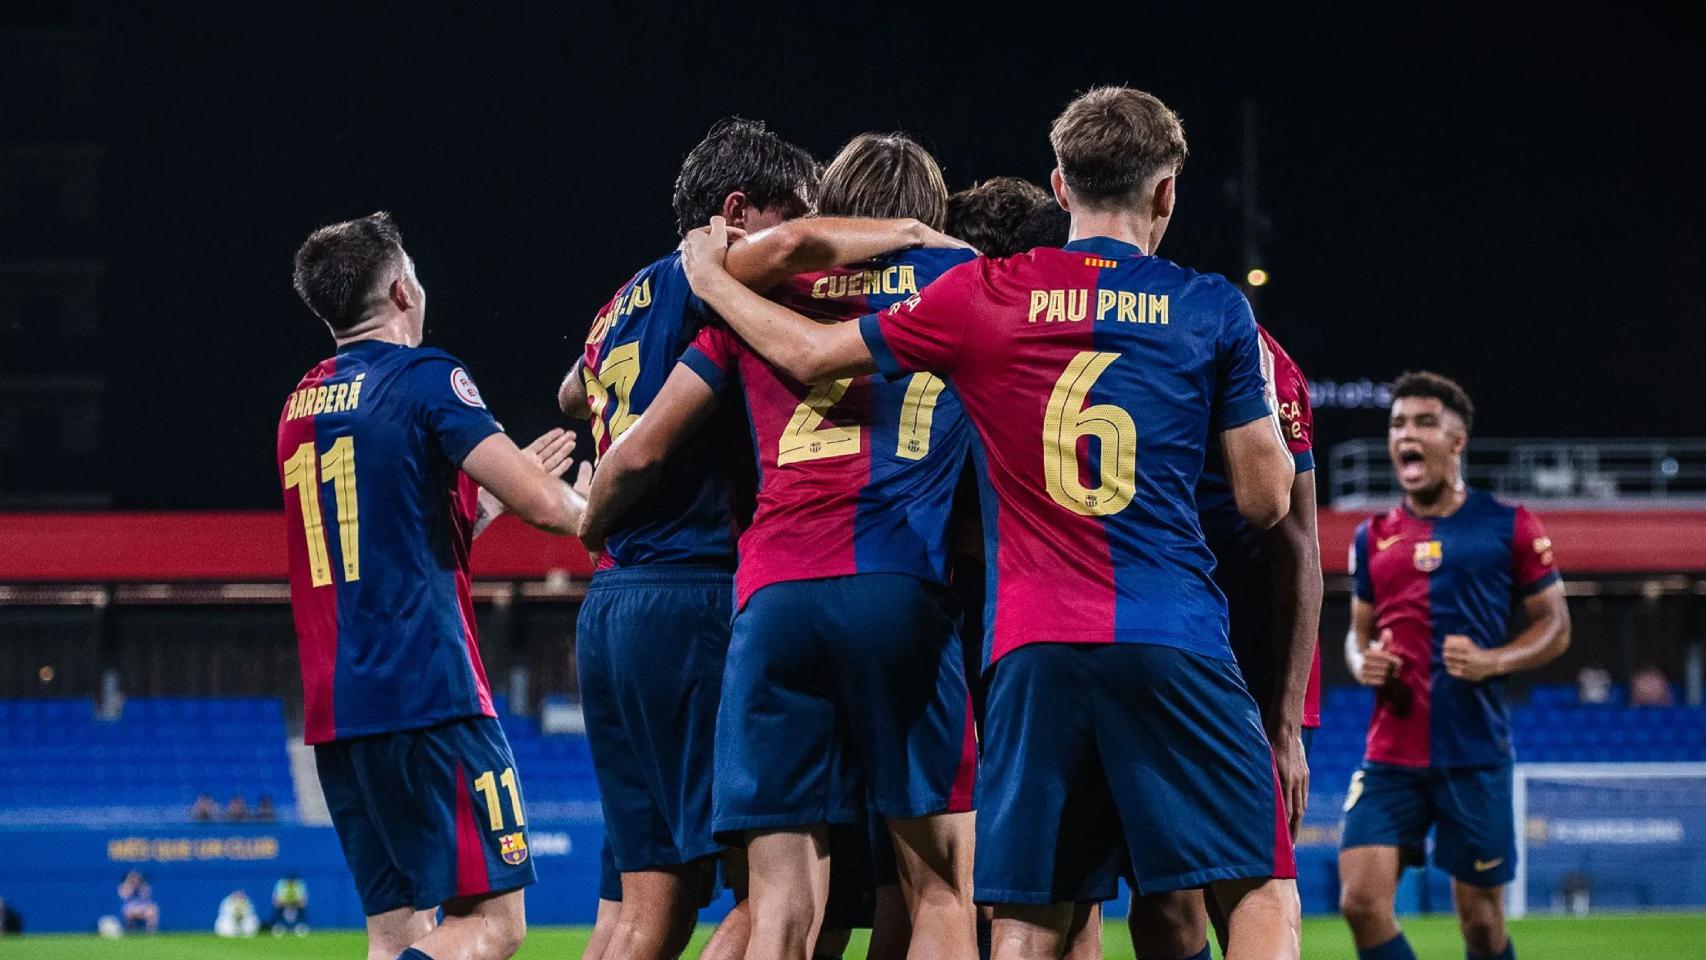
{"left": 559, "top": 119, "right": 969, "bottom": 960}
{"left": 580, "top": 133, "right": 979, "bottom": 960}
{"left": 280, "top": 213, "right": 588, "bottom": 960}
{"left": 672, "top": 86, "right": 1303, "bottom": 960}
{"left": 1339, "top": 372, "right": 1571, "bottom": 960}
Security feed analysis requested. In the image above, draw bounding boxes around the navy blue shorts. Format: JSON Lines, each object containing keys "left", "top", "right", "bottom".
{"left": 577, "top": 564, "right": 733, "bottom": 872}
{"left": 974, "top": 643, "right": 1295, "bottom": 905}
{"left": 598, "top": 838, "right": 621, "bottom": 902}
{"left": 1340, "top": 761, "right": 1516, "bottom": 886}
{"left": 713, "top": 574, "right": 976, "bottom": 839}
{"left": 316, "top": 715, "right": 536, "bottom": 915}
{"left": 1302, "top": 726, "right": 1316, "bottom": 762}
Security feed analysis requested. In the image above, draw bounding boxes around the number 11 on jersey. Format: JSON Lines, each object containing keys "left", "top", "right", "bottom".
{"left": 283, "top": 436, "right": 362, "bottom": 587}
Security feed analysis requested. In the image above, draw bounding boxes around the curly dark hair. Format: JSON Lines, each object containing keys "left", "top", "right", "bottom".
{"left": 946, "top": 177, "right": 1069, "bottom": 257}
{"left": 1392, "top": 370, "right": 1475, "bottom": 432}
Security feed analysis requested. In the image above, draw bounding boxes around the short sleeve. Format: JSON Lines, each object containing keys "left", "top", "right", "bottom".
{"left": 1216, "top": 293, "right": 1273, "bottom": 430}
{"left": 409, "top": 357, "right": 503, "bottom": 466}
{"left": 1352, "top": 520, "right": 1374, "bottom": 602}
{"left": 1512, "top": 507, "right": 1561, "bottom": 594}
{"left": 1264, "top": 331, "right": 1315, "bottom": 472}
{"left": 859, "top": 261, "right": 981, "bottom": 379}
{"left": 681, "top": 323, "right": 742, "bottom": 393}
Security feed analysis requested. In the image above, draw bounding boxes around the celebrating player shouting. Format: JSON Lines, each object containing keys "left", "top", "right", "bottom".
{"left": 281, "top": 212, "right": 588, "bottom": 960}
{"left": 671, "top": 87, "right": 1303, "bottom": 960}
{"left": 1339, "top": 371, "right": 1571, "bottom": 960}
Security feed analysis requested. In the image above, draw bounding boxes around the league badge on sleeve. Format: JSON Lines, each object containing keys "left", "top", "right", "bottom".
{"left": 1413, "top": 540, "right": 1444, "bottom": 572}
{"left": 451, "top": 367, "right": 486, "bottom": 408}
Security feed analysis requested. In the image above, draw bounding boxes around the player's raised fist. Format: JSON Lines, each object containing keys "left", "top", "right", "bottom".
{"left": 1357, "top": 628, "right": 1403, "bottom": 687}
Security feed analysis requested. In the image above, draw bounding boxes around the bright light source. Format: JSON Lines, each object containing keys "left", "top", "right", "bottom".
{"left": 39, "top": 665, "right": 55, "bottom": 683}
{"left": 1246, "top": 268, "right": 1269, "bottom": 287}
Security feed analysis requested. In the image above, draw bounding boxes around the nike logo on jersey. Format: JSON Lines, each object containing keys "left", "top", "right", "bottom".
{"left": 1474, "top": 857, "right": 1505, "bottom": 872}
{"left": 1376, "top": 534, "right": 1404, "bottom": 551}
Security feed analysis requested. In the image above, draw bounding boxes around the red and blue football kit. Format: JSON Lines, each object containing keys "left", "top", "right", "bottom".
{"left": 278, "top": 339, "right": 532, "bottom": 914}
{"left": 576, "top": 250, "right": 750, "bottom": 878}
{"left": 681, "top": 248, "right": 979, "bottom": 836}
{"left": 1196, "top": 326, "right": 1324, "bottom": 745}
{"left": 859, "top": 235, "right": 1295, "bottom": 903}
{"left": 1340, "top": 487, "right": 1560, "bottom": 886}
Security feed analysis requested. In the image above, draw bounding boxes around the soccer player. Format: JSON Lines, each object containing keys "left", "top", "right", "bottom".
{"left": 669, "top": 86, "right": 1302, "bottom": 960}
{"left": 944, "top": 177, "right": 1069, "bottom": 258}
{"left": 1339, "top": 371, "right": 1571, "bottom": 960}
{"left": 282, "top": 212, "right": 588, "bottom": 960}
{"left": 1127, "top": 327, "right": 1323, "bottom": 960}
{"left": 563, "top": 119, "right": 967, "bottom": 960}
{"left": 579, "top": 131, "right": 978, "bottom": 960}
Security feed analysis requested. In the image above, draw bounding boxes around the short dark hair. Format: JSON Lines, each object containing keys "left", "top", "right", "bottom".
{"left": 1392, "top": 370, "right": 1475, "bottom": 433}
{"left": 946, "top": 177, "right": 1069, "bottom": 257}
{"left": 817, "top": 133, "right": 948, "bottom": 230}
{"left": 292, "top": 211, "right": 405, "bottom": 332}
{"left": 1050, "top": 86, "right": 1187, "bottom": 207}
{"left": 671, "top": 118, "right": 818, "bottom": 236}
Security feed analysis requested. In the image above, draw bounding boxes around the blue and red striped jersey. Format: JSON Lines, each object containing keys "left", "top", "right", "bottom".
{"left": 582, "top": 251, "right": 747, "bottom": 570}
{"left": 277, "top": 340, "right": 501, "bottom": 745}
{"left": 1196, "top": 326, "right": 1323, "bottom": 727}
{"left": 682, "top": 247, "right": 976, "bottom": 609}
{"left": 1351, "top": 488, "right": 1561, "bottom": 767}
{"left": 859, "top": 236, "right": 1273, "bottom": 668}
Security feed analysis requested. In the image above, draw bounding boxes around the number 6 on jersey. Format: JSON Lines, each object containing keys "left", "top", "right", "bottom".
{"left": 1043, "top": 350, "right": 1138, "bottom": 517}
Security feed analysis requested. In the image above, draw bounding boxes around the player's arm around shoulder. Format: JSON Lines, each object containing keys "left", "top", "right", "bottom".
{"left": 577, "top": 359, "right": 722, "bottom": 551}
{"left": 558, "top": 355, "right": 591, "bottom": 419}
{"left": 681, "top": 217, "right": 877, "bottom": 384}
{"left": 724, "top": 217, "right": 967, "bottom": 292}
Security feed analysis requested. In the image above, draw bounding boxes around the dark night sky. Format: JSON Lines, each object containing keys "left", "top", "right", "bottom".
{"left": 17, "top": 4, "right": 1703, "bottom": 507}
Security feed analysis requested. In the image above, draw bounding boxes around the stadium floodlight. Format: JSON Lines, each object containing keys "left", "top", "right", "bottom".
{"left": 1511, "top": 762, "right": 1706, "bottom": 919}
{"left": 1246, "top": 268, "right": 1269, "bottom": 287}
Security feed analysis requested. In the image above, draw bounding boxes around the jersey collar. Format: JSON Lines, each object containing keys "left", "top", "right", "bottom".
{"left": 1062, "top": 236, "right": 1148, "bottom": 259}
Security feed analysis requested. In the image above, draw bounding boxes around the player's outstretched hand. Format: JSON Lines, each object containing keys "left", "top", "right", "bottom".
{"left": 523, "top": 427, "right": 577, "bottom": 479}
{"left": 1442, "top": 634, "right": 1496, "bottom": 682}
{"left": 917, "top": 224, "right": 977, "bottom": 252}
{"left": 1356, "top": 628, "right": 1403, "bottom": 687}
{"left": 681, "top": 216, "right": 732, "bottom": 290}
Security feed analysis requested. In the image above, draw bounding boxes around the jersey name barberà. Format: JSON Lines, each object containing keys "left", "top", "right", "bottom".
{"left": 284, "top": 374, "right": 365, "bottom": 420}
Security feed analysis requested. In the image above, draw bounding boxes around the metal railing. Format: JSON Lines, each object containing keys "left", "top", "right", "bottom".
{"left": 1329, "top": 438, "right": 1706, "bottom": 509}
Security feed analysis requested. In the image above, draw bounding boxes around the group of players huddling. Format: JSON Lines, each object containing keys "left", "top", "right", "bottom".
{"left": 278, "top": 86, "right": 1572, "bottom": 960}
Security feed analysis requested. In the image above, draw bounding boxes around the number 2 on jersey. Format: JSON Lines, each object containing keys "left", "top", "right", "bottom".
{"left": 1044, "top": 351, "right": 1137, "bottom": 517}
{"left": 282, "top": 436, "right": 361, "bottom": 587}
{"left": 778, "top": 372, "right": 948, "bottom": 466}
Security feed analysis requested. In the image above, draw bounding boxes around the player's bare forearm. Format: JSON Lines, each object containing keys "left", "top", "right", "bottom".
{"left": 726, "top": 217, "right": 955, "bottom": 292}
{"left": 1345, "top": 597, "right": 1377, "bottom": 677}
{"left": 1259, "top": 470, "right": 1322, "bottom": 732}
{"left": 1494, "top": 582, "right": 1572, "bottom": 675}
{"left": 558, "top": 357, "right": 591, "bottom": 419}
{"left": 577, "top": 436, "right": 660, "bottom": 553}
{"left": 683, "top": 218, "right": 878, "bottom": 383}
{"left": 461, "top": 432, "right": 585, "bottom": 536}
{"left": 1222, "top": 414, "right": 1295, "bottom": 529}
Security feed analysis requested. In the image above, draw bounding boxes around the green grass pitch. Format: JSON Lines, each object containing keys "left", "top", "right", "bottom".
{"left": 5, "top": 914, "right": 1705, "bottom": 958}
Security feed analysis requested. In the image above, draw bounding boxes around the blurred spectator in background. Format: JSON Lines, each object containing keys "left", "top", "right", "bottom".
{"left": 215, "top": 889, "right": 259, "bottom": 937}
{"left": 118, "top": 871, "right": 158, "bottom": 933}
{"left": 1632, "top": 662, "right": 1675, "bottom": 707}
{"left": 190, "top": 794, "right": 217, "bottom": 821}
{"left": 253, "top": 793, "right": 277, "bottom": 822}
{"left": 1577, "top": 665, "right": 1613, "bottom": 704}
{"left": 224, "top": 794, "right": 248, "bottom": 821}
{"left": 0, "top": 894, "right": 21, "bottom": 934}
{"left": 267, "top": 874, "right": 309, "bottom": 936}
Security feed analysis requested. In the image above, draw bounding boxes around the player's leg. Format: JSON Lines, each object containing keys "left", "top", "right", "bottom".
{"left": 699, "top": 849, "right": 752, "bottom": 960}
{"left": 366, "top": 908, "right": 437, "bottom": 960}
{"left": 409, "top": 888, "right": 526, "bottom": 960}
{"left": 1128, "top": 889, "right": 1210, "bottom": 960}
{"left": 1062, "top": 902, "right": 1102, "bottom": 960}
{"left": 1432, "top": 764, "right": 1517, "bottom": 959}
{"left": 714, "top": 582, "right": 847, "bottom": 960}
{"left": 316, "top": 738, "right": 435, "bottom": 960}
{"left": 976, "top": 645, "right": 1123, "bottom": 960}
{"left": 830, "top": 575, "right": 978, "bottom": 959}
{"left": 867, "top": 883, "right": 912, "bottom": 960}
{"left": 1093, "top": 645, "right": 1298, "bottom": 960}
{"left": 1338, "top": 763, "right": 1431, "bottom": 959}
{"left": 745, "top": 827, "right": 832, "bottom": 960}
{"left": 580, "top": 840, "right": 623, "bottom": 960}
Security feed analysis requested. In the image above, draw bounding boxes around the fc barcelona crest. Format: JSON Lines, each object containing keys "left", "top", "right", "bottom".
{"left": 1413, "top": 540, "right": 1443, "bottom": 572}
{"left": 499, "top": 831, "right": 529, "bottom": 866}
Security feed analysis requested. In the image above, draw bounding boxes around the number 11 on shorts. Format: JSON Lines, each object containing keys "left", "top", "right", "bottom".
{"left": 473, "top": 767, "right": 525, "bottom": 831}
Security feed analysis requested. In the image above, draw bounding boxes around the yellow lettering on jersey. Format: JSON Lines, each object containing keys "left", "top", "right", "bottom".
{"left": 1148, "top": 293, "right": 1169, "bottom": 325}
{"left": 1047, "top": 289, "right": 1065, "bottom": 322}
{"left": 1117, "top": 291, "right": 1139, "bottom": 323}
{"left": 332, "top": 382, "right": 350, "bottom": 413}
{"left": 810, "top": 265, "right": 919, "bottom": 300}
{"left": 1064, "top": 289, "right": 1088, "bottom": 322}
{"left": 286, "top": 391, "right": 301, "bottom": 420}
{"left": 1096, "top": 289, "right": 1117, "bottom": 320}
{"left": 1028, "top": 290, "right": 1049, "bottom": 322}
{"left": 311, "top": 386, "right": 328, "bottom": 416}
{"left": 812, "top": 276, "right": 829, "bottom": 298}
{"left": 347, "top": 374, "right": 364, "bottom": 410}
{"left": 629, "top": 278, "right": 651, "bottom": 309}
